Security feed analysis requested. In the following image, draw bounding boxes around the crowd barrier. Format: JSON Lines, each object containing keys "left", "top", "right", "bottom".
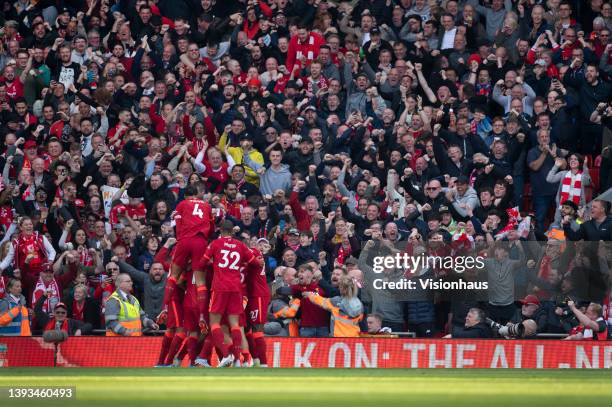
{"left": 0, "top": 337, "right": 610, "bottom": 368}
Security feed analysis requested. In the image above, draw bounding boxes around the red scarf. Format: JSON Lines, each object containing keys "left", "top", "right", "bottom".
{"left": 79, "top": 248, "right": 94, "bottom": 267}
{"left": 559, "top": 171, "right": 582, "bottom": 207}
{"left": 14, "top": 232, "right": 46, "bottom": 271}
{"left": 72, "top": 300, "right": 85, "bottom": 321}
{"left": 32, "top": 276, "right": 60, "bottom": 315}
{"left": 44, "top": 317, "right": 69, "bottom": 333}
{"left": 337, "top": 244, "right": 351, "bottom": 265}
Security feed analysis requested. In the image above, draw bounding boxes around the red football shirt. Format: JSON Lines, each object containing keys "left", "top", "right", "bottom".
{"left": 203, "top": 237, "right": 256, "bottom": 292}
{"left": 174, "top": 198, "right": 214, "bottom": 241}
{"left": 245, "top": 247, "right": 269, "bottom": 298}
{"left": 182, "top": 268, "right": 197, "bottom": 309}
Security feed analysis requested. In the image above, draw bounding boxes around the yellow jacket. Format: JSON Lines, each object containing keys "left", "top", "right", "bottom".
{"left": 219, "top": 132, "right": 264, "bottom": 186}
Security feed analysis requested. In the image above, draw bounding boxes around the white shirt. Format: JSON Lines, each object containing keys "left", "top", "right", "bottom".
{"left": 441, "top": 28, "right": 457, "bottom": 50}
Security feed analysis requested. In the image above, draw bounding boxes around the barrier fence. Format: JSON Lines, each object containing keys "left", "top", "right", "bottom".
{"left": 1, "top": 337, "right": 611, "bottom": 368}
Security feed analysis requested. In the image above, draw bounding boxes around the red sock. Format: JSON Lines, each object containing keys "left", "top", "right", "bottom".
{"left": 210, "top": 325, "right": 228, "bottom": 357}
{"left": 230, "top": 327, "right": 242, "bottom": 360}
{"left": 163, "top": 276, "right": 178, "bottom": 306}
{"left": 199, "top": 336, "right": 214, "bottom": 360}
{"left": 241, "top": 351, "right": 251, "bottom": 364}
{"left": 253, "top": 332, "right": 267, "bottom": 365}
{"left": 196, "top": 286, "right": 209, "bottom": 316}
{"left": 245, "top": 330, "right": 254, "bottom": 357}
{"left": 195, "top": 337, "right": 205, "bottom": 357}
{"left": 165, "top": 332, "right": 186, "bottom": 365}
{"left": 177, "top": 336, "right": 191, "bottom": 361}
{"left": 184, "top": 336, "right": 199, "bottom": 365}
{"left": 157, "top": 331, "right": 173, "bottom": 365}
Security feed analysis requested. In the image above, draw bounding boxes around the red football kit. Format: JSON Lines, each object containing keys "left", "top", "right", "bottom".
{"left": 245, "top": 247, "right": 270, "bottom": 325}
{"left": 181, "top": 268, "right": 200, "bottom": 332}
{"left": 203, "top": 236, "right": 257, "bottom": 315}
{"left": 172, "top": 198, "right": 214, "bottom": 271}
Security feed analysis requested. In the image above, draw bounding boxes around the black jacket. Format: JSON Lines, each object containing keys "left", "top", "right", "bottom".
{"left": 451, "top": 322, "right": 492, "bottom": 338}
{"left": 564, "top": 215, "right": 612, "bottom": 241}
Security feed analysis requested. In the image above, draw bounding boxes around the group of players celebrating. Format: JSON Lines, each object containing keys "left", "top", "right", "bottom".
{"left": 155, "top": 184, "right": 269, "bottom": 368}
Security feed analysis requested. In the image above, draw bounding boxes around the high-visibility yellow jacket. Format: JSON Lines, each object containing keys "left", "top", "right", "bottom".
{"left": 105, "top": 291, "right": 143, "bottom": 336}
{"left": 307, "top": 294, "right": 363, "bottom": 337}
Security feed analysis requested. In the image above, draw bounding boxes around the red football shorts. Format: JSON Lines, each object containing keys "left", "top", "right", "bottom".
{"left": 209, "top": 291, "right": 243, "bottom": 315}
{"left": 172, "top": 236, "right": 207, "bottom": 271}
{"left": 166, "top": 299, "right": 184, "bottom": 329}
{"left": 182, "top": 306, "right": 200, "bottom": 332}
{"left": 247, "top": 296, "right": 270, "bottom": 325}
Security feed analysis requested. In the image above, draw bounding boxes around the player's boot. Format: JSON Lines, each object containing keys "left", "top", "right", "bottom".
{"left": 217, "top": 354, "right": 235, "bottom": 368}
{"left": 172, "top": 357, "right": 182, "bottom": 367}
{"left": 154, "top": 364, "right": 172, "bottom": 368}
{"left": 232, "top": 359, "right": 242, "bottom": 368}
{"left": 242, "top": 355, "right": 253, "bottom": 368}
{"left": 194, "top": 358, "right": 212, "bottom": 368}
{"left": 259, "top": 364, "right": 269, "bottom": 368}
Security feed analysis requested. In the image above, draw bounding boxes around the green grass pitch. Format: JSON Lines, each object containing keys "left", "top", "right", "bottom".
{"left": 1, "top": 369, "right": 611, "bottom": 407}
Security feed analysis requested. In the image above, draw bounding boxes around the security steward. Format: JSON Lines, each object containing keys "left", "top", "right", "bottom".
{"left": 105, "top": 273, "right": 158, "bottom": 336}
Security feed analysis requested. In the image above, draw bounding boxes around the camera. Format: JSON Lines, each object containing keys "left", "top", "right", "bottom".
{"left": 486, "top": 318, "right": 537, "bottom": 339}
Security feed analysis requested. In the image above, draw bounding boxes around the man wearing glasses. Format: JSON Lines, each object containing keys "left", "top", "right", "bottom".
{"left": 105, "top": 274, "right": 158, "bottom": 336}
{"left": 34, "top": 301, "right": 91, "bottom": 336}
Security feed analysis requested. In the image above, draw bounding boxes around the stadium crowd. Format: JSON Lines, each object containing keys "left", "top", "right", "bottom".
{"left": 0, "top": 0, "right": 611, "bottom": 359}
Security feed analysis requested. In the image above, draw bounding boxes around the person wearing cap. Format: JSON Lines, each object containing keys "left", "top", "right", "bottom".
{"left": 222, "top": 132, "right": 264, "bottom": 187}
{"left": 509, "top": 294, "right": 547, "bottom": 336}
{"left": 362, "top": 26, "right": 392, "bottom": 68}
{"left": 284, "top": 135, "right": 315, "bottom": 174}
{"left": 34, "top": 297, "right": 91, "bottom": 336}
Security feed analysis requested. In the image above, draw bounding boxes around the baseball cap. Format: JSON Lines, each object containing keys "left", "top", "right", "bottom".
{"left": 24, "top": 140, "right": 37, "bottom": 150}
{"left": 534, "top": 59, "right": 547, "bottom": 67}
{"left": 247, "top": 78, "right": 261, "bottom": 88}
{"left": 370, "top": 27, "right": 381, "bottom": 35}
{"left": 54, "top": 302, "right": 68, "bottom": 311}
{"left": 299, "top": 136, "right": 313, "bottom": 144}
{"left": 239, "top": 132, "right": 253, "bottom": 141}
{"left": 456, "top": 175, "right": 469, "bottom": 184}
{"left": 304, "top": 105, "right": 316, "bottom": 113}
{"left": 288, "top": 228, "right": 300, "bottom": 236}
{"left": 439, "top": 205, "right": 450, "bottom": 214}
{"left": 519, "top": 295, "right": 540, "bottom": 306}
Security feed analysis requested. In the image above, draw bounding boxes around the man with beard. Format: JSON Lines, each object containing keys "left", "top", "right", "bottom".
{"left": 46, "top": 39, "right": 81, "bottom": 91}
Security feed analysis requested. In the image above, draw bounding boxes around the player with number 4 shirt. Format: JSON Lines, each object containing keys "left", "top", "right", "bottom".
{"left": 164, "top": 185, "right": 214, "bottom": 331}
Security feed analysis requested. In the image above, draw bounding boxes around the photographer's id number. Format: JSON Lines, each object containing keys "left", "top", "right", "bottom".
{"left": 1, "top": 387, "right": 75, "bottom": 399}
